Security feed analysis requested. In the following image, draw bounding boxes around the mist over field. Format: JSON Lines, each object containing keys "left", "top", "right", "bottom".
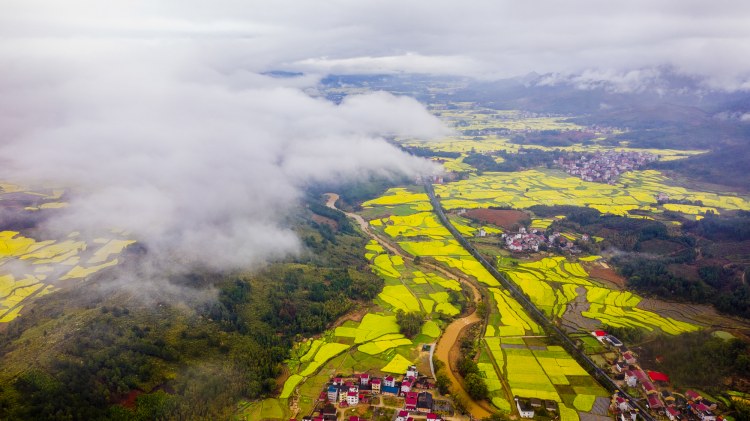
{"left": 0, "top": 48, "right": 446, "bottom": 279}
{"left": 2, "top": 0, "right": 749, "bottom": 282}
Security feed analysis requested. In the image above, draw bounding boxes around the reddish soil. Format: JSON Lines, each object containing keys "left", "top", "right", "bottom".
{"left": 464, "top": 208, "right": 529, "bottom": 230}
{"left": 117, "top": 389, "right": 143, "bottom": 409}
{"left": 586, "top": 263, "right": 626, "bottom": 289}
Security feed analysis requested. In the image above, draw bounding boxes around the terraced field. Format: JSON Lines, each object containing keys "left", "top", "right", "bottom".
{"left": 432, "top": 169, "right": 750, "bottom": 219}
{"left": 497, "top": 256, "right": 700, "bottom": 335}
{"left": 363, "top": 187, "right": 611, "bottom": 419}
{"left": 0, "top": 230, "right": 134, "bottom": 322}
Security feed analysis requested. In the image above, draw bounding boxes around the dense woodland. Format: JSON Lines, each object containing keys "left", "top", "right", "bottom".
{"left": 638, "top": 331, "right": 750, "bottom": 391}
{"left": 529, "top": 205, "right": 750, "bottom": 319}
{"left": 0, "top": 200, "right": 380, "bottom": 420}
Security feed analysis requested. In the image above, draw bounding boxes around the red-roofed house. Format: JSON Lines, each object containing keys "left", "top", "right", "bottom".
{"left": 359, "top": 373, "right": 370, "bottom": 386}
{"left": 396, "top": 410, "right": 413, "bottom": 421}
{"left": 634, "top": 370, "right": 649, "bottom": 383}
{"left": 666, "top": 407, "right": 681, "bottom": 421}
{"left": 426, "top": 414, "right": 442, "bottom": 421}
{"left": 371, "top": 378, "right": 381, "bottom": 394}
{"left": 642, "top": 381, "right": 657, "bottom": 395}
{"left": 648, "top": 371, "right": 669, "bottom": 383}
{"left": 647, "top": 395, "right": 663, "bottom": 409}
{"left": 622, "top": 352, "right": 637, "bottom": 365}
{"left": 616, "top": 397, "right": 631, "bottom": 412}
{"left": 685, "top": 390, "right": 702, "bottom": 401}
{"left": 384, "top": 376, "right": 396, "bottom": 388}
{"left": 401, "top": 380, "right": 412, "bottom": 394}
{"left": 593, "top": 330, "right": 608, "bottom": 337}
{"left": 405, "top": 392, "right": 418, "bottom": 410}
{"left": 346, "top": 391, "right": 359, "bottom": 406}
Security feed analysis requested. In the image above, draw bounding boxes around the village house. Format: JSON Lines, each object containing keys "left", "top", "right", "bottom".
{"left": 685, "top": 390, "right": 702, "bottom": 402}
{"left": 545, "top": 400, "right": 558, "bottom": 413}
{"left": 624, "top": 370, "right": 638, "bottom": 388}
{"left": 641, "top": 380, "right": 657, "bottom": 395}
{"left": 605, "top": 335, "right": 624, "bottom": 347}
{"left": 370, "top": 378, "right": 381, "bottom": 394}
{"left": 647, "top": 395, "right": 663, "bottom": 410}
{"left": 634, "top": 370, "right": 649, "bottom": 384}
{"left": 345, "top": 390, "right": 359, "bottom": 406}
{"left": 592, "top": 330, "right": 608, "bottom": 340}
{"left": 615, "top": 396, "right": 631, "bottom": 412}
{"left": 382, "top": 385, "right": 399, "bottom": 396}
{"left": 426, "top": 414, "right": 443, "bottom": 421}
{"left": 358, "top": 373, "right": 370, "bottom": 387}
{"left": 515, "top": 397, "right": 535, "bottom": 419}
{"left": 692, "top": 403, "right": 716, "bottom": 421}
{"left": 666, "top": 406, "right": 681, "bottom": 421}
{"left": 395, "top": 410, "right": 413, "bottom": 421}
{"left": 417, "top": 392, "right": 434, "bottom": 413}
{"left": 383, "top": 375, "right": 396, "bottom": 388}
{"left": 404, "top": 392, "right": 419, "bottom": 411}
{"left": 622, "top": 351, "right": 637, "bottom": 365}
{"left": 406, "top": 365, "right": 419, "bottom": 379}
{"left": 401, "top": 380, "right": 412, "bottom": 394}
{"left": 648, "top": 371, "right": 669, "bottom": 384}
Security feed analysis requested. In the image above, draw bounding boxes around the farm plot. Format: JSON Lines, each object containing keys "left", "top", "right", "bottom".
{"left": 498, "top": 257, "right": 700, "bottom": 334}
{"left": 433, "top": 169, "right": 750, "bottom": 219}
{"left": 0, "top": 230, "right": 134, "bottom": 322}
{"left": 364, "top": 183, "right": 610, "bottom": 419}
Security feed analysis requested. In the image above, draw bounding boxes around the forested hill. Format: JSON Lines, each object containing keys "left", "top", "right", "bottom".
{"left": 0, "top": 198, "right": 380, "bottom": 420}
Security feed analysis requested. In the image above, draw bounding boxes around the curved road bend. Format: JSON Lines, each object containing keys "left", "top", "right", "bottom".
{"left": 324, "top": 193, "right": 494, "bottom": 419}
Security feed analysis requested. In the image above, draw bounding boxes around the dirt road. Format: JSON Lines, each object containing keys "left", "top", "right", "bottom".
{"left": 324, "top": 193, "right": 494, "bottom": 419}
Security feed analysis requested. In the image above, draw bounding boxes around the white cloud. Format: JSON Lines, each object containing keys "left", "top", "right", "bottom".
{"left": 0, "top": 42, "right": 446, "bottom": 282}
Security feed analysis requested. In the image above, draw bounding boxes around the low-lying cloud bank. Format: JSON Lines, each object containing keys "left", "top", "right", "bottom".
{"left": 0, "top": 45, "right": 446, "bottom": 278}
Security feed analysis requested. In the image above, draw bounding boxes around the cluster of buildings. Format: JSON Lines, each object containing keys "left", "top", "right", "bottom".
{"left": 501, "top": 227, "right": 582, "bottom": 253}
{"left": 305, "top": 366, "right": 445, "bottom": 421}
{"left": 595, "top": 330, "right": 721, "bottom": 421}
{"left": 556, "top": 151, "right": 658, "bottom": 184}
{"left": 515, "top": 396, "right": 559, "bottom": 419}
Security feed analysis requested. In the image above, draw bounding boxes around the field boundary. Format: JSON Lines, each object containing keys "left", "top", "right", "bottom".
{"left": 425, "top": 182, "right": 656, "bottom": 421}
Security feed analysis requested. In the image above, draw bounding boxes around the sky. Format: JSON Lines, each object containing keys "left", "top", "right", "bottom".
{"left": 2, "top": 1, "right": 750, "bottom": 88}
{"left": 1, "top": 0, "right": 749, "bottom": 292}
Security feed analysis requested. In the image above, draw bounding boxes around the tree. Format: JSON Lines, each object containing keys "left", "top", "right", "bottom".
{"left": 464, "top": 373, "right": 489, "bottom": 400}
{"left": 435, "top": 372, "right": 451, "bottom": 395}
{"left": 395, "top": 310, "right": 425, "bottom": 339}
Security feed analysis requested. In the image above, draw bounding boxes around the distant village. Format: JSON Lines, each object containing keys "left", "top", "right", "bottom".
{"left": 556, "top": 151, "right": 658, "bottom": 184}
{"left": 298, "top": 365, "right": 450, "bottom": 421}
{"left": 500, "top": 226, "right": 584, "bottom": 253}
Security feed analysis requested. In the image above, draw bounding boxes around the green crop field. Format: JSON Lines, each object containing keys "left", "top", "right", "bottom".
{"left": 431, "top": 169, "right": 750, "bottom": 219}
{"left": 498, "top": 257, "right": 700, "bottom": 334}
